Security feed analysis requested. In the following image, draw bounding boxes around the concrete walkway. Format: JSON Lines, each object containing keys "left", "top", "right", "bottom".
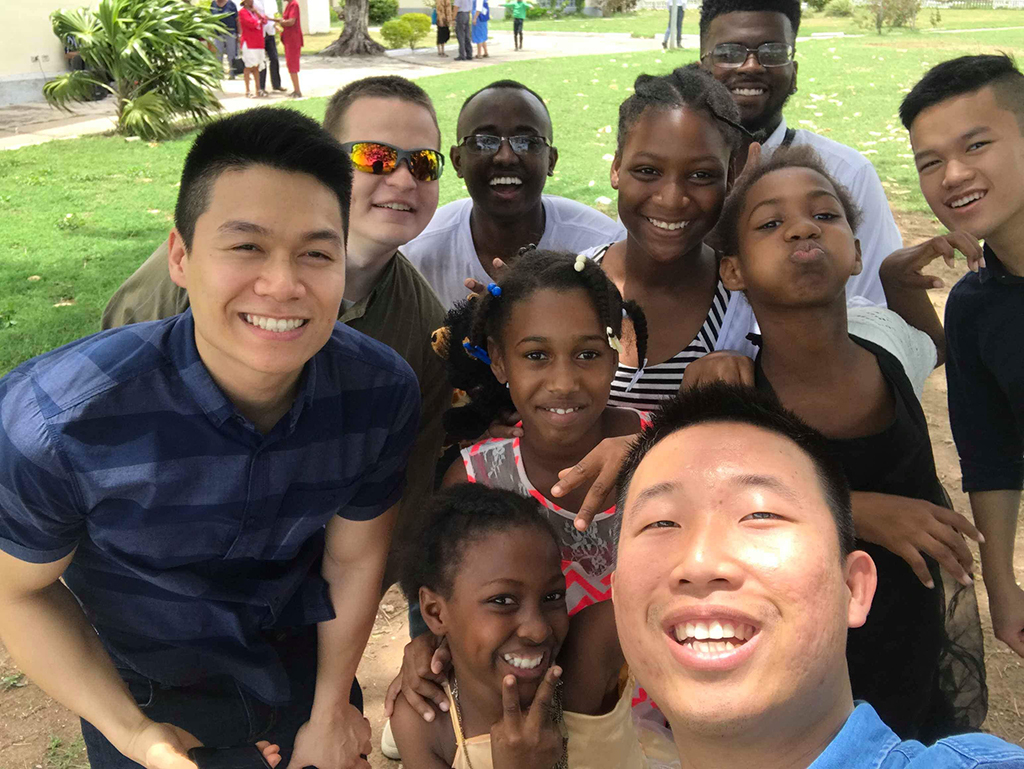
{"left": 0, "top": 30, "right": 685, "bottom": 151}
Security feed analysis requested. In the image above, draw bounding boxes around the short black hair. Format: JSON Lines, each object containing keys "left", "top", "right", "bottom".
{"left": 900, "top": 54, "right": 1024, "bottom": 132}
{"left": 174, "top": 107, "right": 352, "bottom": 251}
{"left": 457, "top": 79, "right": 553, "bottom": 140}
{"left": 436, "top": 248, "right": 649, "bottom": 439}
{"left": 713, "top": 144, "right": 862, "bottom": 256}
{"left": 699, "top": 0, "right": 802, "bottom": 42}
{"left": 399, "top": 484, "right": 559, "bottom": 601}
{"left": 616, "top": 383, "right": 855, "bottom": 557}
{"left": 323, "top": 75, "right": 441, "bottom": 146}
{"left": 617, "top": 63, "right": 745, "bottom": 154}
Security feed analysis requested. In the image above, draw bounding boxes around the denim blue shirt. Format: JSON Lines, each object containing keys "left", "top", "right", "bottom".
{"left": 810, "top": 703, "right": 1024, "bottom": 768}
{"left": 0, "top": 311, "right": 419, "bottom": 704}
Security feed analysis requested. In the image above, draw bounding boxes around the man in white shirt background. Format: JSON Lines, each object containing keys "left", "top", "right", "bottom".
{"left": 254, "top": 0, "right": 285, "bottom": 94}
{"left": 403, "top": 80, "right": 626, "bottom": 307}
{"left": 453, "top": 0, "right": 474, "bottom": 61}
{"left": 663, "top": 0, "right": 685, "bottom": 50}
{"left": 699, "top": 0, "right": 902, "bottom": 307}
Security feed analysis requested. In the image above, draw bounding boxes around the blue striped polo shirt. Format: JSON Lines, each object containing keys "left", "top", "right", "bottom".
{"left": 0, "top": 310, "right": 419, "bottom": 704}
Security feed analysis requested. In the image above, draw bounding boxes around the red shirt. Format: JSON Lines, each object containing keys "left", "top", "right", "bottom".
{"left": 280, "top": 0, "right": 303, "bottom": 48}
{"left": 238, "top": 6, "right": 266, "bottom": 48}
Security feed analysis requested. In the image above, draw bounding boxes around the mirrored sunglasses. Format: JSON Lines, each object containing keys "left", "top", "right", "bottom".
{"left": 702, "top": 42, "right": 794, "bottom": 69}
{"left": 341, "top": 141, "right": 445, "bottom": 182}
{"left": 458, "top": 134, "right": 551, "bottom": 156}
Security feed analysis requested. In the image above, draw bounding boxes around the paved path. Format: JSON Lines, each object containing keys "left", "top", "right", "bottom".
{"left": 0, "top": 30, "right": 683, "bottom": 151}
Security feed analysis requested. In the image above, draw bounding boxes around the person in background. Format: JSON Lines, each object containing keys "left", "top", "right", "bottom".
{"left": 276, "top": 0, "right": 303, "bottom": 98}
{"left": 472, "top": 0, "right": 489, "bottom": 58}
{"left": 238, "top": 0, "right": 267, "bottom": 98}
{"left": 435, "top": 0, "right": 454, "bottom": 57}
{"left": 502, "top": 0, "right": 529, "bottom": 50}
{"left": 254, "top": 0, "right": 285, "bottom": 94}
{"left": 662, "top": 0, "right": 685, "bottom": 50}
{"left": 210, "top": 0, "right": 240, "bottom": 80}
{"left": 454, "top": 0, "right": 473, "bottom": 61}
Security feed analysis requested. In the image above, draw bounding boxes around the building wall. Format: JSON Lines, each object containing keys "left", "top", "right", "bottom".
{"left": 1, "top": 0, "right": 70, "bottom": 106}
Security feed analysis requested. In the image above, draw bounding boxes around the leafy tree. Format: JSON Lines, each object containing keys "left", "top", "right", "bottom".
{"left": 321, "top": 0, "right": 384, "bottom": 55}
{"left": 45, "top": 0, "right": 224, "bottom": 139}
{"left": 403, "top": 13, "right": 431, "bottom": 48}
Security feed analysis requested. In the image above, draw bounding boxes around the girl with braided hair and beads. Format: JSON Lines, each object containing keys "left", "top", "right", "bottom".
{"left": 391, "top": 483, "right": 678, "bottom": 769}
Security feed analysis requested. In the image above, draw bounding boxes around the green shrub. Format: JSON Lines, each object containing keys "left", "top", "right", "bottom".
{"left": 369, "top": 0, "right": 399, "bottom": 25}
{"left": 598, "top": 0, "right": 637, "bottom": 15}
{"left": 807, "top": 0, "right": 830, "bottom": 10}
{"left": 403, "top": 12, "right": 431, "bottom": 47}
{"left": 824, "top": 0, "right": 853, "bottom": 16}
{"left": 380, "top": 17, "right": 412, "bottom": 46}
{"left": 526, "top": 6, "right": 548, "bottom": 18}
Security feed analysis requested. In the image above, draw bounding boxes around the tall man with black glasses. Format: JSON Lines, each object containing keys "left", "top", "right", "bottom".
{"left": 699, "top": 0, "right": 902, "bottom": 308}
{"left": 403, "top": 79, "right": 625, "bottom": 308}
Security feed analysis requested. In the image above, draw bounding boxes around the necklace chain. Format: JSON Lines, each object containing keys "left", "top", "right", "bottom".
{"left": 450, "top": 673, "right": 569, "bottom": 769}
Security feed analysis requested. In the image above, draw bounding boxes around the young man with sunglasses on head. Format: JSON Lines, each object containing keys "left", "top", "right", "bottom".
{"left": 102, "top": 78, "right": 451, "bottom": 581}
{"left": 402, "top": 79, "right": 626, "bottom": 308}
{"left": 698, "top": 0, "right": 902, "bottom": 308}
{"left": 0, "top": 107, "right": 419, "bottom": 769}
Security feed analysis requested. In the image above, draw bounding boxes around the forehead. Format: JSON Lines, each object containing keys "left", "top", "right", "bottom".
{"left": 458, "top": 88, "right": 552, "bottom": 139}
{"left": 744, "top": 166, "right": 840, "bottom": 212}
{"left": 334, "top": 95, "right": 441, "bottom": 149}
{"left": 704, "top": 10, "right": 793, "bottom": 47}
{"left": 501, "top": 286, "right": 602, "bottom": 338}
{"left": 623, "top": 105, "right": 732, "bottom": 161}
{"left": 625, "top": 422, "right": 829, "bottom": 515}
{"left": 909, "top": 86, "right": 1020, "bottom": 150}
{"left": 199, "top": 165, "right": 344, "bottom": 228}
{"left": 452, "top": 527, "right": 563, "bottom": 593}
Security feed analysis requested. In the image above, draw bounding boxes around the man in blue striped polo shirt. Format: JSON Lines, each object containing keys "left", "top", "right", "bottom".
{"left": 0, "top": 108, "right": 419, "bottom": 769}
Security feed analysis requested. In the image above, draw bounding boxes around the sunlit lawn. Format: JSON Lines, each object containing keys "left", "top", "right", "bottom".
{"left": 1, "top": 25, "right": 1022, "bottom": 374}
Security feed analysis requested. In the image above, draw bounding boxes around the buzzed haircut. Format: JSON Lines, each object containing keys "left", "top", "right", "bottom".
{"left": 457, "top": 79, "right": 553, "bottom": 140}
{"left": 174, "top": 107, "right": 352, "bottom": 252}
{"left": 713, "top": 144, "right": 862, "bottom": 257}
{"left": 699, "top": 0, "right": 802, "bottom": 42}
{"left": 900, "top": 54, "right": 1024, "bottom": 132}
{"left": 323, "top": 75, "right": 441, "bottom": 147}
{"left": 616, "top": 383, "right": 856, "bottom": 558}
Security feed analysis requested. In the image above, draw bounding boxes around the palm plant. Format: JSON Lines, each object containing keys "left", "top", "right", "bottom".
{"left": 46, "top": 0, "right": 227, "bottom": 139}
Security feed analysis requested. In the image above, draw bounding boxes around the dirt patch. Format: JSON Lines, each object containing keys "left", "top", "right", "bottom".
{"left": 2, "top": 210, "right": 1023, "bottom": 767}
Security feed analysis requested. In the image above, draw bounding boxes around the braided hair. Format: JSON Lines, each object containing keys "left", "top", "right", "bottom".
{"left": 617, "top": 64, "right": 746, "bottom": 155}
{"left": 436, "top": 249, "right": 649, "bottom": 440}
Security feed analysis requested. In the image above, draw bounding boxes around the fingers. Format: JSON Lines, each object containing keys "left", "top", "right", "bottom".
{"left": 921, "top": 530, "right": 973, "bottom": 587}
{"left": 383, "top": 672, "right": 402, "bottom": 717}
{"left": 932, "top": 506, "right": 985, "bottom": 543}
{"left": 359, "top": 716, "right": 373, "bottom": 757}
{"left": 948, "top": 231, "right": 984, "bottom": 271}
{"left": 500, "top": 674, "right": 524, "bottom": 728}
{"left": 897, "top": 544, "right": 935, "bottom": 589}
{"left": 553, "top": 461, "right": 590, "bottom": 498}
{"left": 256, "top": 742, "right": 281, "bottom": 769}
{"left": 486, "top": 422, "right": 524, "bottom": 439}
{"left": 737, "top": 357, "right": 755, "bottom": 388}
{"left": 525, "top": 666, "right": 561, "bottom": 731}
{"left": 573, "top": 468, "right": 614, "bottom": 532}
{"left": 404, "top": 681, "right": 446, "bottom": 722}
{"left": 491, "top": 257, "right": 508, "bottom": 272}
{"left": 431, "top": 641, "right": 452, "bottom": 678}
{"left": 464, "top": 278, "right": 487, "bottom": 296}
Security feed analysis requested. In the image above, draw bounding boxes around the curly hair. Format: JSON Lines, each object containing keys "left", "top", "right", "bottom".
{"left": 712, "top": 144, "right": 862, "bottom": 257}
{"left": 698, "top": 0, "right": 801, "bottom": 42}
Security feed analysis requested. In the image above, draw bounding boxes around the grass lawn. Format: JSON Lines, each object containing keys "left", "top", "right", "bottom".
{"left": 487, "top": 7, "right": 1024, "bottom": 36}
{"left": 1, "top": 26, "right": 1022, "bottom": 374}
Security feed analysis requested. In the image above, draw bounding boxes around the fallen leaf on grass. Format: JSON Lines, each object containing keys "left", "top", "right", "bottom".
{"left": 53, "top": 299, "right": 77, "bottom": 307}
{"left": 27, "top": 275, "right": 41, "bottom": 281}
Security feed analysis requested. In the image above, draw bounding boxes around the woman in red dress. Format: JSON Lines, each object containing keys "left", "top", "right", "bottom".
{"left": 277, "top": 0, "right": 303, "bottom": 97}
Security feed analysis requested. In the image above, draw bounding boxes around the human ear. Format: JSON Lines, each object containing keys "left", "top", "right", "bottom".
{"left": 719, "top": 254, "right": 746, "bottom": 292}
{"left": 851, "top": 238, "right": 863, "bottom": 276}
{"left": 843, "top": 549, "right": 877, "bottom": 629}
{"left": 547, "top": 145, "right": 559, "bottom": 177}
{"left": 419, "top": 586, "right": 449, "bottom": 637}
{"left": 168, "top": 229, "right": 189, "bottom": 290}
{"left": 450, "top": 145, "right": 463, "bottom": 178}
{"left": 610, "top": 154, "right": 621, "bottom": 190}
{"left": 489, "top": 338, "right": 508, "bottom": 385}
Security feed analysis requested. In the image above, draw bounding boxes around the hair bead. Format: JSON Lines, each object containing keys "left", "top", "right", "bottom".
{"left": 487, "top": 282, "right": 502, "bottom": 298}
{"left": 574, "top": 254, "right": 588, "bottom": 272}
{"left": 462, "top": 338, "right": 492, "bottom": 365}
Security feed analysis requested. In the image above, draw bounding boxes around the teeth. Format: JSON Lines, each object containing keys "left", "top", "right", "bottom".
{"left": 673, "top": 621, "right": 757, "bottom": 645}
{"left": 732, "top": 87, "right": 766, "bottom": 96}
{"left": 950, "top": 191, "right": 984, "bottom": 209}
{"left": 503, "top": 654, "right": 543, "bottom": 669}
{"left": 376, "top": 202, "right": 412, "bottom": 211}
{"left": 245, "top": 314, "right": 307, "bottom": 333}
{"left": 544, "top": 406, "right": 581, "bottom": 415}
{"left": 646, "top": 217, "right": 689, "bottom": 231}
{"left": 490, "top": 176, "right": 523, "bottom": 186}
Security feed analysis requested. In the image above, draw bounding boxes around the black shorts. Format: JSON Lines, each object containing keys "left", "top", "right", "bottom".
{"left": 437, "top": 25, "right": 450, "bottom": 43}
{"left": 513, "top": 17, "right": 523, "bottom": 34}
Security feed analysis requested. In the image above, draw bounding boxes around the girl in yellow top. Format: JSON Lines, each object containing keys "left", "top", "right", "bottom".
{"left": 390, "top": 484, "right": 677, "bottom": 769}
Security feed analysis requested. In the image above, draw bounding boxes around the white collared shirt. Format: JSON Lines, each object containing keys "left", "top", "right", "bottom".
{"left": 253, "top": 0, "right": 278, "bottom": 36}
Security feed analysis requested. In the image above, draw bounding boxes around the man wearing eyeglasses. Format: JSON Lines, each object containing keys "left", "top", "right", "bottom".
{"left": 403, "top": 79, "right": 626, "bottom": 308}
{"left": 101, "top": 76, "right": 451, "bottom": 596}
{"left": 699, "top": 0, "right": 902, "bottom": 308}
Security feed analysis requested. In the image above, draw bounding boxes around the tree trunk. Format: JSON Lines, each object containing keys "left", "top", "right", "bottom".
{"left": 318, "top": 0, "right": 385, "bottom": 56}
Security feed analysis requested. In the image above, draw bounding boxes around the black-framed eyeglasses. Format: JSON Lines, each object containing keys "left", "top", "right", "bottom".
{"left": 701, "top": 42, "right": 794, "bottom": 69}
{"left": 340, "top": 141, "right": 445, "bottom": 182}
{"left": 458, "top": 134, "right": 551, "bottom": 156}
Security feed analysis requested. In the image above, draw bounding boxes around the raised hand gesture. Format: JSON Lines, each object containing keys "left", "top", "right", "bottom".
{"left": 490, "top": 667, "right": 566, "bottom": 769}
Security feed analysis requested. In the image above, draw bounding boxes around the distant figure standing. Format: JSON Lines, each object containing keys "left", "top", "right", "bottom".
{"left": 454, "top": 0, "right": 473, "bottom": 60}
{"left": 503, "top": 0, "right": 528, "bottom": 50}
{"left": 254, "top": 0, "right": 285, "bottom": 94}
{"left": 238, "top": 0, "right": 267, "bottom": 97}
{"left": 662, "top": 0, "right": 684, "bottom": 48}
{"left": 277, "top": 0, "right": 303, "bottom": 97}
{"left": 210, "top": 0, "right": 239, "bottom": 79}
{"left": 435, "top": 0, "right": 453, "bottom": 56}
{"left": 472, "top": 0, "right": 489, "bottom": 57}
